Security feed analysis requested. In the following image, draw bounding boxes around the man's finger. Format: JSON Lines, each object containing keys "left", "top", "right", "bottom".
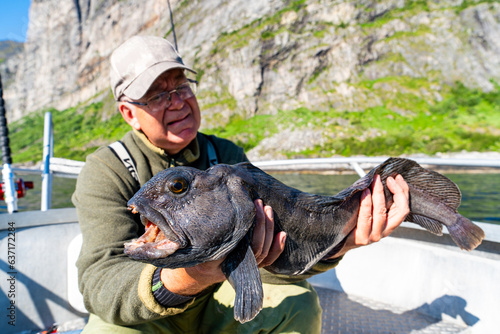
{"left": 370, "top": 175, "right": 387, "bottom": 242}
{"left": 256, "top": 205, "right": 274, "bottom": 263}
{"left": 251, "top": 199, "right": 265, "bottom": 259}
{"left": 356, "top": 188, "right": 373, "bottom": 245}
{"left": 259, "top": 232, "right": 286, "bottom": 268}
{"left": 383, "top": 175, "right": 410, "bottom": 237}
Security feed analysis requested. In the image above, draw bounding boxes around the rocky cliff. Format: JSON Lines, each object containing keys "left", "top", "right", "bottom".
{"left": 1, "top": 0, "right": 499, "bottom": 134}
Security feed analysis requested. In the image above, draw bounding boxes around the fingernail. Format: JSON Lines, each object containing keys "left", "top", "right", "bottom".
{"left": 387, "top": 176, "right": 395, "bottom": 185}
{"left": 266, "top": 206, "right": 274, "bottom": 218}
{"left": 281, "top": 233, "right": 287, "bottom": 245}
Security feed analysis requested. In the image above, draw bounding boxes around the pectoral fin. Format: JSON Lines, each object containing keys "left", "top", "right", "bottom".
{"left": 221, "top": 236, "right": 263, "bottom": 323}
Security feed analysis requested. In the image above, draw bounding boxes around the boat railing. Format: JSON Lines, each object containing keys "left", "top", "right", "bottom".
{"left": 253, "top": 156, "right": 500, "bottom": 174}
{"left": 10, "top": 155, "right": 500, "bottom": 178}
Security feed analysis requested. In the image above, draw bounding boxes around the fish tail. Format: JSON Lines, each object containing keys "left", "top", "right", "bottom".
{"left": 447, "top": 215, "right": 485, "bottom": 251}
{"left": 375, "top": 158, "right": 485, "bottom": 250}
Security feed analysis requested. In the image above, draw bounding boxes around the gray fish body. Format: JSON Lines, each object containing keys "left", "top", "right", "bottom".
{"left": 125, "top": 157, "right": 485, "bottom": 322}
{"left": 125, "top": 162, "right": 361, "bottom": 274}
{"left": 239, "top": 165, "right": 364, "bottom": 276}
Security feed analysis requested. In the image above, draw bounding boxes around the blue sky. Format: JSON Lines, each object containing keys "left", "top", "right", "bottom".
{"left": 0, "top": 0, "right": 31, "bottom": 42}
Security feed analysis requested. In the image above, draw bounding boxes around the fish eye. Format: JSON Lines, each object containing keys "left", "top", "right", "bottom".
{"left": 168, "top": 177, "right": 189, "bottom": 194}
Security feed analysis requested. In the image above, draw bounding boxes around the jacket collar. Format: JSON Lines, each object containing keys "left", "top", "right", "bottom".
{"left": 133, "top": 129, "right": 200, "bottom": 165}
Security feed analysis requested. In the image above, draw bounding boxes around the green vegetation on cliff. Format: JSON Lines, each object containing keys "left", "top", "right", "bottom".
{"left": 9, "top": 93, "right": 129, "bottom": 164}
{"left": 8, "top": 82, "right": 499, "bottom": 165}
{"left": 206, "top": 81, "right": 500, "bottom": 157}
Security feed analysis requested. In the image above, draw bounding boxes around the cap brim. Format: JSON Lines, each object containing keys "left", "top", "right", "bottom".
{"left": 123, "top": 62, "right": 197, "bottom": 100}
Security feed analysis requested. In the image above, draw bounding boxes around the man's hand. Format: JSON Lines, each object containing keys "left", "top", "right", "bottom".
{"left": 327, "top": 174, "right": 410, "bottom": 259}
{"left": 251, "top": 199, "right": 286, "bottom": 268}
{"left": 161, "top": 199, "right": 285, "bottom": 296}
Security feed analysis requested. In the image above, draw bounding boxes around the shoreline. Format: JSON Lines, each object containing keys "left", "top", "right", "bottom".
{"left": 10, "top": 151, "right": 500, "bottom": 175}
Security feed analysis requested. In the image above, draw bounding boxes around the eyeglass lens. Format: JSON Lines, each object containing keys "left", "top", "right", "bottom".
{"left": 147, "top": 81, "right": 196, "bottom": 112}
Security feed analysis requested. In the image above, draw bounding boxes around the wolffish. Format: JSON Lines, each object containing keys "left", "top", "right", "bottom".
{"left": 124, "top": 158, "right": 485, "bottom": 323}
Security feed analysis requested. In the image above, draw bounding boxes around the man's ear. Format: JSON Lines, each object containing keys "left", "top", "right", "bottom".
{"left": 118, "top": 102, "right": 141, "bottom": 130}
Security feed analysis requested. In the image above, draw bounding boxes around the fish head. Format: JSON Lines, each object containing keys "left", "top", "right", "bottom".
{"left": 124, "top": 165, "right": 257, "bottom": 268}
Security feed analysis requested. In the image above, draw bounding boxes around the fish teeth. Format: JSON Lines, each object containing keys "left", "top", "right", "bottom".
{"left": 128, "top": 205, "right": 138, "bottom": 214}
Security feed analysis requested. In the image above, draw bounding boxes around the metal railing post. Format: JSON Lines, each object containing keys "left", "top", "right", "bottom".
{"left": 349, "top": 162, "right": 367, "bottom": 177}
{"left": 41, "top": 112, "right": 53, "bottom": 211}
{"left": 1, "top": 164, "right": 17, "bottom": 213}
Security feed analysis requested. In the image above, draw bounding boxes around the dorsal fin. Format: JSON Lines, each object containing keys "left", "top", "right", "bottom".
{"left": 375, "top": 158, "right": 462, "bottom": 210}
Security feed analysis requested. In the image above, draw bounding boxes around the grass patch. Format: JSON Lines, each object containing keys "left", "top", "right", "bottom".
{"left": 10, "top": 95, "right": 129, "bottom": 164}
{"left": 200, "top": 89, "right": 238, "bottom": 112}
{"left": 204, "top": 114, "right": 278, "bottom": 152}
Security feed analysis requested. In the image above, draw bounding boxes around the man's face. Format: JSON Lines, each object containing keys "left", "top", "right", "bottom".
{"left": 119, "top": 69, "right": 201, "bottom": 155}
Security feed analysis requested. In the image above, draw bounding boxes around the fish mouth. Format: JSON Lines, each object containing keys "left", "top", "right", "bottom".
{"left": 124, "top": 204, "right": 186, "bottom": 260}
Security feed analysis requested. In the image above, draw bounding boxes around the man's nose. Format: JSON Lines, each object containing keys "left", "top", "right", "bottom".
{"left": 167, "top": 90, "right": 184, "bottom": 110}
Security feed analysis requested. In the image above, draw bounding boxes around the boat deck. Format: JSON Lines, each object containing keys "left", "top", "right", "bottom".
{"left": 316, "top": 287, "right": 468, "bottom": 334}
{"left": 46, "top": 286, "right": 470, "bottom": 334}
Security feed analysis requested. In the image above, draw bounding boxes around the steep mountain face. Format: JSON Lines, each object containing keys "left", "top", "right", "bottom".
{"left": 1, "top": 0, "right": 499, "bottom": 130}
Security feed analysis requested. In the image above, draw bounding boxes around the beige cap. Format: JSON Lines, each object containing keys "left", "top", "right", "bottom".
{"left": 110, "top": 35, "right": 196, "bottom": 100}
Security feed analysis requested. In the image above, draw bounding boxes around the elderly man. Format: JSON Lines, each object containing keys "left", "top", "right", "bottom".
{"left": 73, "top": 35, "right": 409, "bottom": 333}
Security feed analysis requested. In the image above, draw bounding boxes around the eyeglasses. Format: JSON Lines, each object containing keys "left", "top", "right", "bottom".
{"left": 123, "top": 79, "right": 198, "bottom": 112}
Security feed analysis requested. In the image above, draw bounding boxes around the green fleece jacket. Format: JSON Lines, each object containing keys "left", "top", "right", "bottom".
{"left": 72, "top": 130, "right": 340, "bottom": 326}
